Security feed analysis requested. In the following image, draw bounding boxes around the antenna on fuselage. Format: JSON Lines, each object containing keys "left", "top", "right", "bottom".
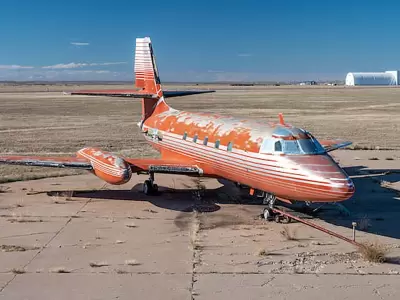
{"left": 278, "top": 113, "right": 285, "bottom": 125}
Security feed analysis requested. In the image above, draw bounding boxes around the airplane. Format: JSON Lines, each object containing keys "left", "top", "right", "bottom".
{"left": 0, "top": 37, "right": 355, "bottom": 221}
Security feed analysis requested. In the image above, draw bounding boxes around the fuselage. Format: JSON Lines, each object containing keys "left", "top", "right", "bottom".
{"left": 140, "top": 100, "right": 355, "bottom": 203}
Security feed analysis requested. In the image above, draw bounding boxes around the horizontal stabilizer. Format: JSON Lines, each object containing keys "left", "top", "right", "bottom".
{"left": 319, "top": 140, "right": 352, "bottom": 152}
{"left": 163, "top": 90, "right": 215, "bottom": 98}
{"left": 68, "top": 89, "right": 214, "bottom": 98}
{"left": 69, "top": 89, "right": 158, "bottom": 98}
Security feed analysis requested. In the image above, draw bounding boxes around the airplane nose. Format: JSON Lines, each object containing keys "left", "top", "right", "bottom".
{"left": 286, "top": 154, "right": 355, "bottom": 202}
{"left": 329, "top": 174, "right": 355, "bottom": 201}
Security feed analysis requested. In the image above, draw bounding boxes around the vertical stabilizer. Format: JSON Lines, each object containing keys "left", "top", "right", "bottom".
{"left": 134, "top": 37, "right": 162, "bottom": 96}
{"left": 134, "top": 37, "right": 169, "bottom": 121}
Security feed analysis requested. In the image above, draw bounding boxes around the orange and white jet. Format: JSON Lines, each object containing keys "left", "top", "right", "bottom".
{"left": 0, "top": 37, "right": 355, "bottom": 220}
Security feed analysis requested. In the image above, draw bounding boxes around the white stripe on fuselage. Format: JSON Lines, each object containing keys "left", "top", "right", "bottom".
{"left": 142, "top": 128, "right": 349, "bottom": 188}
{"left": 147, "top": 138, "right": 351, "bottom": 197}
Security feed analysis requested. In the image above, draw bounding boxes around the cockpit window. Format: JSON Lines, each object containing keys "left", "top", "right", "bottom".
{"left": 297, "top": 139, "right": 325, "bottom": 154}
{"left": 282, "top": 140, "right": 300, "bottom": 154}
{"left": 260, "top": 136, "right": 326, "bottom": 155}
{"left": 274, "top": 141, "right": 282, "bottom": 152}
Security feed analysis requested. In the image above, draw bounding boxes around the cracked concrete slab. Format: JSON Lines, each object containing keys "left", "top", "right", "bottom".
{"left": 0, "top": 274, "right": 191, "bottom": 300}
{"left": 0, "top": 275, "right": 14, "bottom": 293}
{"left": 0, "top": 149, "right": 400, "bottom": 299}
{"left": 193, "top": 274, "right": 399, "bottom": 299}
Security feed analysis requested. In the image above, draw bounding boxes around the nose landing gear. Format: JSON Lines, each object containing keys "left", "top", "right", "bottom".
{"left": 261, "top": 193, "right": 292, "bottom": 224}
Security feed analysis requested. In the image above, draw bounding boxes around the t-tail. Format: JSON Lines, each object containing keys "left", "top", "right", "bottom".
{"left": 69, "top": 36, "right": 215, "bottom": 121}
{"left": 134, "top": 37, "right": 170, "bottom": 121}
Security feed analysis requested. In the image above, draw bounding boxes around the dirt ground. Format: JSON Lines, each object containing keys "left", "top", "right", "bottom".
{"left": 0, "top": 85, "right": 400, "bottom": 299}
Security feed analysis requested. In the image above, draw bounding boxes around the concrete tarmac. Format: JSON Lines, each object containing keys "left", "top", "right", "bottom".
{"left": 0, "top": 150, "right": 400, "bottom": 299}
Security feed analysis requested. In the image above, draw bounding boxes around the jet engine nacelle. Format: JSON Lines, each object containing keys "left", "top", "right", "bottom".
{"left": 76, "top": 147, "right": 132, "bottom": 185}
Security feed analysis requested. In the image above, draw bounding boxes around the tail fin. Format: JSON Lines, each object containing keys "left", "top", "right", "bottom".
{"left": 70, "top": 36, "right": 214, "bottom": 117}
{"left": 71, "top": 37, "right": 215, "bottom": 121}
{"left": 135, "top": 37, "right": 163, "bottom": 97}
{"left": 134, "top": 37, "right": 168, "bottom": 121}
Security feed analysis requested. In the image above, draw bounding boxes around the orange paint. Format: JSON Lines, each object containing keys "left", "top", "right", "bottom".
{"left": 77, "top": 147, "right": 132, "bottom": 185}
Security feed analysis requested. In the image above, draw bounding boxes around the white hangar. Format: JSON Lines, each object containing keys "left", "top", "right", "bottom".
{"left": 345, "top": 71, "right": 399, "bottom": 86}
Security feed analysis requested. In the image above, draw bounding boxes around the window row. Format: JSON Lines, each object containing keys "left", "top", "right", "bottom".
{"left": 182, "top": 132, "right": 233, "bottom": 152}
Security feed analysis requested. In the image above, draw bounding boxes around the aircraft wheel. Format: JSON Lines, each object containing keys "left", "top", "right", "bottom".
{"left": 263, "top": 208, "right": 273, "bottom": 221}
{"left": 152, "top": 183, "right": 159, "bottom": 193}
{"left": 143, "top": 180, "right": 152, "bottom": 195}
{"left": 281, "top": 215, "right": 291, "bottom": 224}
{"left": 274, "top": 214, "right": 281, "bottom": 223}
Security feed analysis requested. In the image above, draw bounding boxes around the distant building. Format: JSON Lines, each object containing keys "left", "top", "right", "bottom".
{"left": 345, "top": 71, "right": 399, "bottom": 86}
{"left": 299, "top": 80, "right": 317, "bottom": 86}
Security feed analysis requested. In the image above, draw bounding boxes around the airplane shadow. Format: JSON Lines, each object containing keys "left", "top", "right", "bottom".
{"left": 313, "top": 166, "right": 400, "bottom": 240}
{"left": 46, "top": 179, "right": 266, "bottom": 231}
{"left": 46, "top": 179, "right": 258, "bottom": 214}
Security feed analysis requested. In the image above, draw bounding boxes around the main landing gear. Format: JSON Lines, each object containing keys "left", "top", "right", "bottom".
{"left": 142, "top": 172, "right": 158, "bottom": 195}
{"left": 262, "top": 193, "right": 291, "bottom": 224}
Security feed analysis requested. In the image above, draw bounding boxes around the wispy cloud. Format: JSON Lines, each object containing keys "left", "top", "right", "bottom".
{"left": 42, "top": 63, "right": 88, "bottom": 69}
{"left": 237, "top": 53, "right": 252, "bottom": 57}
{"left": 42, "top": 62, "right": 127, "bottom": 69}
{"left": 0, "top": 65, "right": 34, "bottom": 70}
{"left": 207, "top": 70, "right": 225, "bottom": 73}
{"left": 71, "top": 42, "right": 90, "bottom": 46}
{"left": 96, "top": 62, "right": 127, "bottom": 66}
{"left": 64, "top": 70, "right": 111, "bottom": 74}
{"left": 0, "top": 68, "right": 130, "bottom": 81}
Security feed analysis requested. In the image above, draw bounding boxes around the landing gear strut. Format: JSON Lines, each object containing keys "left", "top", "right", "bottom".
{"left": 142, "top": 172, "right": 158, "bottom": 195}
{"left": 262, "top": 193, "right": 276, "bottom": 221}
{"left": 261, "top": 193, "right": 291, "bottom": 223}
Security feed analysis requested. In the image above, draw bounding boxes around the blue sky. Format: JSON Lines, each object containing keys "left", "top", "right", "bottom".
{"left": 0, "top": 0, "right": 398, "bottom": 82}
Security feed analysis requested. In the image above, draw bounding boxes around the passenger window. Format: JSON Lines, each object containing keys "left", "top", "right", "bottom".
{"left": 227, "top": 142, "right": 233, "bottom": 152}
{"left": 183, "top": 132, "right": 187, "bottom": 140}
{"left": 215, "top": 140, "right": 220, "bottom": 149}
{"left": 193, "top": 134, "right": 198, "bottom": 143}
{"left": 203, "top": 137, "right": 208, "bottom": 145}
{"left": 274, "top": 141, "right": 282, "bottom": 152}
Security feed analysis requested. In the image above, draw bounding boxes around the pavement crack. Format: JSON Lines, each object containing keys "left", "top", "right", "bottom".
{"left": 0, "top": 231, "right": 55, "bottom": 239}
{"left": 261, "top": 276, "right": 276, "bottom": 286}
{"left": 21, "top": 196, "right": 94, "bottom": 271}
{"left": 189, "top": 209, "right": 202, "bottom": 300}
{"left": 0, "top": 275, "right": 16, "bottom": 293}
{"left": 373, "top": 283, "right": 389, "bottom": 300}
{"left": 0, "top": 182, "right": 105, "bottom": 294}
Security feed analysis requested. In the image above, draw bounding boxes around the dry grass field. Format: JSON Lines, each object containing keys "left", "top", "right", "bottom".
{"left": 0, "top": 84, "right": 400, "bottom": 182}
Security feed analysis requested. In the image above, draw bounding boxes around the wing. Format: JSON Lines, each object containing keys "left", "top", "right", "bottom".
{"left": 319, "top": 140, "right": 352, "bottom": 152}
{"left": 125, "top": 158, "right": 204, "bottom": 175}
{"left": 0, "top": 155, "right": 92, "bottom": 169}
{"left": 69, "top": 89, "right": 157, "bottom": 98}
{"left": 0, "top": 156, "right": 206, "bottom": 176}
{"left": 67, "top": 89, "right": 214, "bottom": 98}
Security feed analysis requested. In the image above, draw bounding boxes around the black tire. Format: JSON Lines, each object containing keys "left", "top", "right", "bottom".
{"left": 263, "top": 208, "right": 273, "bottom": 221}
{"left": 152, "top": 183, "right": 158, "bottom": 193}
{"left": 281, "top": 215, "right": 291, "bottom": 224}
{"left": 143, "top": 180, "right": 152, "bottom": 195}
{"left": 274, "top": 214, "right": 281, "bottom": 223}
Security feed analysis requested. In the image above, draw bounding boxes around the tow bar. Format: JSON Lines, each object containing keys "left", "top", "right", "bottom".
{"left": 272, "top": 207, "right": 362, "bottom": 247}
